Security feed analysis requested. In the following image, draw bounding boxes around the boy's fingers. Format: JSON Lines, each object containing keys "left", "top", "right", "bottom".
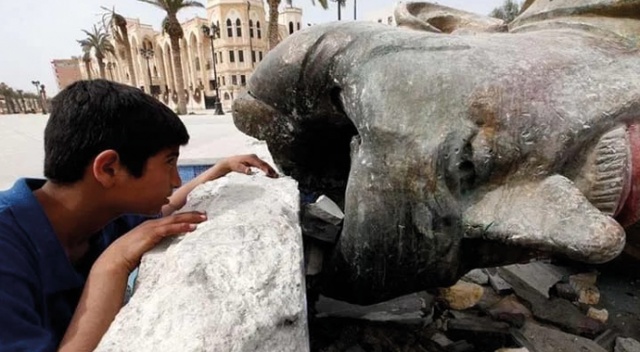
{"left": 158, "top": 211, "right": 207, "bottom": 226}
{"left": 154, "top": 222, "right": 199, "bottom": 238}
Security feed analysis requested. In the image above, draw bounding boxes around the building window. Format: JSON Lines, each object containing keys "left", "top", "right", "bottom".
{"left": 222, "top": 76, "right": 226, "bottom": 86}
{"left": 226, "top": 19, "right": 233, "bottom": 37}
{"left": 214, "top": 52, "right": 218, "bottom": 65}
{"left": 238, "top": 50, "right": 244, "bottom": 62}
{"left": 257, "top": 21, "right": 261, "bottom": 39}
{"left": 195, "top": 58, "right": 200, "bottom": 71}
{"left": 219, "top": 51, "right": 223, "bottom": 63}
{"left": 249, "top": 20, "right": 254, "bottom": 38}
{"left": 258, "top": 51, "right": 263, "bottom": 61}
{"left": 240, "top": 75, "right": 246, "bottom": 86}
{"left": 297, "top": 22, "right": 301, "bottom": 30}
{"left": 252, "top": 50, "right": 256, "bottom": 63}
{"left": 289, "top": 22, "right": 294, "bottom": 34}
{"left": 229, "top": 50, "right": 235, "bottom": 63}
{"left": 209, "top": 79, "right": 216, "bottom": 90}
{"left": 224, "top": 92, "right": 230, "bottom": 100}
{"left": 232, "top": 75, "right": 237, "bottom": 85}
{"left": 236, "top": 19, "right": 242, "bottom": 37}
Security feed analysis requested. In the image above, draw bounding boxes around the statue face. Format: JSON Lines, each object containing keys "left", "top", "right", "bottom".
{"left": 233, "top": 2, "right": 640, "bottom": 304}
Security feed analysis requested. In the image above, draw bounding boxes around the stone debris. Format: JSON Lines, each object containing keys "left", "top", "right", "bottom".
{"left": 588, "top": 307, "right": 610, "bottom": 324}
{"left": 439, "top": 281, "right": 485, "bottom": 310}
{"left": 310, "top": 261, "right": 640, "bottom": 351}
{"left": 615, "top": 337, "right": 640, "bottom": 352}
{"left": 462, "top": 268, "right": 490, "bottom": 285}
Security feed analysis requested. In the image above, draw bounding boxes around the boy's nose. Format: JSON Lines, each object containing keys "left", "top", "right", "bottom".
{"left": 171, "top": 168, "right": 182, "bottom": 188}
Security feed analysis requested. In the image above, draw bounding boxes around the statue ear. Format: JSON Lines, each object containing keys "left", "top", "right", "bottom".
{"left": 395, "top": 2, "right": 507, "bottom": 34}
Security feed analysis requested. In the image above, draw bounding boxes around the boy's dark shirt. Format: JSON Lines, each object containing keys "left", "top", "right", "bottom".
{"left": 0, "top": 178, "right": 150, "bottom": 351}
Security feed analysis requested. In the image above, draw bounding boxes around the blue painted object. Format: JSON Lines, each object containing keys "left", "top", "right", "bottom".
{"left": 178, "top": 164, "right": 214, "bottom": 183}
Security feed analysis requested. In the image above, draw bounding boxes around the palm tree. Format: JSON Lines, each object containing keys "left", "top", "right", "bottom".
{"left": 138, "top": 0, "right": 205, "bottom": 115}
{"left": 102, "top": 6, "right": 137, "bottom": 86}
{"left": 82, "top": 47, "right": 94, "bottom": 80}
{"left": 268, "top": 0, "right": 328, "bottom": 50}
{"left": 78, "top": 25, "right": 115, "bottom": 79}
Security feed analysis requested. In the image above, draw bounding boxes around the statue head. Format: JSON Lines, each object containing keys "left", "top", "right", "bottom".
{"left": 233, "top": 0, "right": 640, "bottom": 304}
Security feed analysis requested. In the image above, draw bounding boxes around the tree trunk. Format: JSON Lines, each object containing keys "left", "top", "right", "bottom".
{"left": 84, "top": 61, "right": 93, "bottom": 79}
{"left": 124, "top": 39, "right": 137, "bottom": 86}
{"left": 267, "top": 0, "right": 281, "bottom": 50}
{"left": 97, "top": 57, "right": 106, "bottom": 79}
{"left": 170, "top": 36, "right": 187, "bottom": 115}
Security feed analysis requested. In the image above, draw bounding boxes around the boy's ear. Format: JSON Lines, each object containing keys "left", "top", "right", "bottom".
{"left": 92, "top": 150, "right": 124, "bottom": 188}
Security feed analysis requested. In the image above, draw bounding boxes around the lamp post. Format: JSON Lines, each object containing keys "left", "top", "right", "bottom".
{"left": 202, "top": 22, "right": 224, "bottom": 115}
{"left": 31, "top": 80, "right": 46, "bottom": 114}
{"left": 139, "top": 47, "right": 154, "bottom": 94}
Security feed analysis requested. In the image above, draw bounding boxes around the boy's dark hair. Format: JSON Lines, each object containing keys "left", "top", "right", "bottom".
{"left": 44, "top": 79, "right": 189, "bottom": 183}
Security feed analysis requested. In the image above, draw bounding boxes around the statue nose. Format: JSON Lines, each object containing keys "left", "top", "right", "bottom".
{"left": 232, "top": 92, "right": 282, "bottom": 141}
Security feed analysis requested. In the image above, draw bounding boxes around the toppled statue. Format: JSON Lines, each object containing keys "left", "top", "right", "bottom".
{"left": 233, "top": 0, "right": 640, "bottom": 304}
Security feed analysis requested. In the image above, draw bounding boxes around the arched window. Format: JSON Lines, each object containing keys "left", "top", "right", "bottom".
{"left": 256, "top": 21, "right": 261, "bottom": 39}
{"left": 224, "top": 92, "right": 230, "bottom": 100}
{"left": 249, "top": 20, "right": 254, "bottom": 38}
{"left": 226, "top": 19, "right": 233, "bottom": 38}
{"left": 289, "top": 22, "right": 294, "bottom": 34}
{"left": 236, "top": 18, "right": 242, "bottom": 37}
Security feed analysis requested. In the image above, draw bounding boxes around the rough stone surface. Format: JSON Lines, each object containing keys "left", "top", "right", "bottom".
{"left": 96, "top": 172, "right": 309, "bottom": 352}
{"left": 233, "top": 0, "right": 640, "bottom": 304}
{"left": 615, "top": 337, "right": 640, "bottom": 352}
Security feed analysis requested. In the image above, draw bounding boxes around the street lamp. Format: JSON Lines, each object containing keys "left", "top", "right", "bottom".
{"left": 202, "top": 22, "right": 224, "bottom": 115}
{"left": 139, "top": 47, "right": 154, "bottom": 94}
{"left": 31, "top": 80, "right": 46, "bottom": 114}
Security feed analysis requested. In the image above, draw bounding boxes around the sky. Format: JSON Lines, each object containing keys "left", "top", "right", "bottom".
{"left": 0, "top": 0, "right": 505, "bottom": 96}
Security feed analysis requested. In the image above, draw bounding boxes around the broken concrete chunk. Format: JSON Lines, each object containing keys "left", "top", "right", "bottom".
{"left": 570, "top": 272, "right": 601, "bottom": 305}
{"left": 96, "top": 174, "right": 309, "bottom": 352}
{"left": 587, "top": 307, "right": 609, "bottom": 324}
{"left": 301, "top": 195, "right": 344, "bottom": 243}
{"left": 314, "top": 291, "right": 433, "bottom": 325}
{"left": 488, "top": 294, "right": 532, "bottom": 327}
{"left": 615, "top": 337, "right": 640, "bottom": 352}
{"left": 499, "top": 262, "right": 569, "bottom": 299}
{"left": 484, "top": 268, "right": 513, "bottom": 294}
{"left": 497, "top": 266, "right": 605, "bottom": 335}
{"left": 439, "top": 281, "right": 484, "bottom": 310}
{"left": 462, "top": 268, "right": 489, "bottom": 285}
{"left": 513, "top": 322, "right": 608, "bottom": 352}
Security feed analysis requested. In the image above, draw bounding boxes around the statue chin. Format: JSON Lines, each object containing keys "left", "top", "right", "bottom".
{"left": 233, "top": 0, "right": 640, "bottom": 304}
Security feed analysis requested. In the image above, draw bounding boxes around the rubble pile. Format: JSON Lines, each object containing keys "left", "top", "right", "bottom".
{"left": 309, "top": 259, "right": 640, "bottom": 352}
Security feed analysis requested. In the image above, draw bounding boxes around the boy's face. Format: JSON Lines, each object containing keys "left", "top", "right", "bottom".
{"left": 119, "top": 146, "right": 182, "bottom": 215}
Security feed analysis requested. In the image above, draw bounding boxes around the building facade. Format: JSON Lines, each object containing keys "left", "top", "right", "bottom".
{"left": 51, "top": 59, "right": 83, "bottom": 91}
{"left": 64, "top": 0, "right": 303, "bottom": 111}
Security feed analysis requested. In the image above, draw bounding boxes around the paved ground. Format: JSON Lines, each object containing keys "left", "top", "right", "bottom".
{"left": 0, "top": 113, "right": 261, "bottom": 190}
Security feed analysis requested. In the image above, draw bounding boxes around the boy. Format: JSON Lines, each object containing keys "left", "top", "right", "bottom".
{"left": 0, "top": 80, "right": 277, "bottom": 351}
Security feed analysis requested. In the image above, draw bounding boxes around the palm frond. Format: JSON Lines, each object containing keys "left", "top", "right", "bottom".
{"left": 138, "top": 0, "right": 169, "bottom": 11}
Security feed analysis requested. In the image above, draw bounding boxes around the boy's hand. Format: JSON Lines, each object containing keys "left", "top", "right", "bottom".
{"left": 95, "top": 212, "right": 207, "bottom": 274}
{"left": 206, "top": 154, "right": 279, "bottom": 180}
